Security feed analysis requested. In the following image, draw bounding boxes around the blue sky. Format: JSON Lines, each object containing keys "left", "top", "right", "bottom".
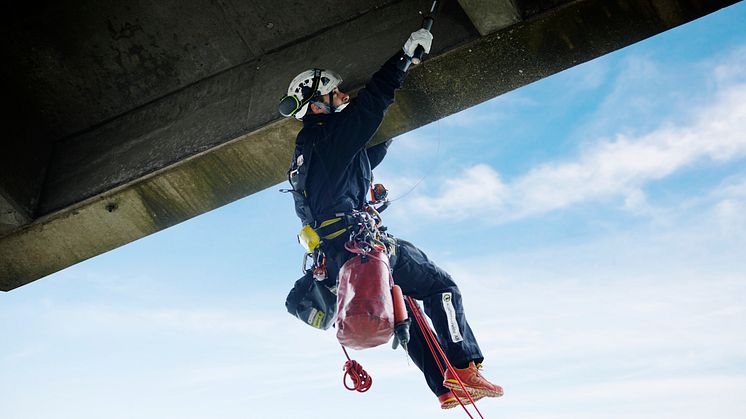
{"left": 3, "top": 4, "right": 746, "bottom": 418}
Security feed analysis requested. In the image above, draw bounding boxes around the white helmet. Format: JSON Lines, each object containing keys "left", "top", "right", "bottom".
{"left": 278, "top": 68, "right": 343, "bottom": 120}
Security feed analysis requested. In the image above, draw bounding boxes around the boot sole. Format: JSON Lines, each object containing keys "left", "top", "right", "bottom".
{"left": 443, "top": 379, "right": 504, "bottom": 398}
{"left": 440, "top": 394, "right": 486, "bottom": 410}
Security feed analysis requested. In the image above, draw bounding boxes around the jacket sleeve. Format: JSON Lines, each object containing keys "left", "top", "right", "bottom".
{"left": 325, "top": 51, "right": 408, "bottom": 163}
{"left": 367, "top": 139, "right": 393, "bottom": 170}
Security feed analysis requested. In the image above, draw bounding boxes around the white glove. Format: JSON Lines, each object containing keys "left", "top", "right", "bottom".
{"left": 402, "top": 28, "right": 433, "bottom": 57}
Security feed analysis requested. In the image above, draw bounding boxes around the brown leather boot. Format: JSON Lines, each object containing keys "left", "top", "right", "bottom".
{"left": 443, "top": 362, "right": 504, "bottom": 398}
{"left": 437, "top": 390, "right": 485, "bottom": 409}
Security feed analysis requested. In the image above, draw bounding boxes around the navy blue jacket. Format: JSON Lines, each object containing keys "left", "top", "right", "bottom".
{"left": 291, "top": 52, "right": 408, "bottom": 225}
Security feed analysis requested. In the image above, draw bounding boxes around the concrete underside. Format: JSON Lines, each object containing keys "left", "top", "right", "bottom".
{"left": 1, "top": 0, "right": 741, "bottom": 291}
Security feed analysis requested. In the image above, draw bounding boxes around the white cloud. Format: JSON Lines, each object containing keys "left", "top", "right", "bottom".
{"left": 41, "top": 303, "right": 285, "bottom": 338}
{"left": 406, "top": 164, "right": 508, "bottom": 218}
{"left": 576, "top": 53, "right": 696, "bottom": 141}
{"left": 713, "top": 45, "right": 746, "bottom": 86}
{"left": 395, "top": 81, "right": 746, "bottom": 222}
{"left": 622, "top": 188, "right": 648, "bottom": 211}
{"left": 429, "top": 199, "right": 746, "bottom": 418}
{"left": 712, "top": 196, "right": 746, "bottom": 236}
{"left": 500, "top": 376, "right": 746, "bottom": 419}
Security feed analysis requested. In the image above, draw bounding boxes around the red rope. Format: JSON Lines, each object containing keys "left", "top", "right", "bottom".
{"left": 341, "top": 346, "right": 372, "bottom": 392}
{"left": 336, "top": 298, "right": 486, "bottom": 419}
{"left": 406, "top": 296, "right": 485, "bottom": 419}
{"left": 408, "top": 298, "right": 446, "bottom": 376}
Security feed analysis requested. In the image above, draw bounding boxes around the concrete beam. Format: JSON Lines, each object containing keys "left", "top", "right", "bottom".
{"left": 458, "top": 0, "right": 521, "bottom": 36}
{"left": 36, "top": 1, "right": 476, "bottom": 216}
{"left": 1, "top": 0, "right": 741, "bottom": 291}
{"left": 0, "top": 193, "right": 31, "bottom": 234}
{"left": 1, "top": 0, "right": 404, "bottom": 142}
{"left": 0, "top": 0, "right": 478, "bottom": 290}
{"left": 0, "top": 89, "right": 53, "bottom": 235}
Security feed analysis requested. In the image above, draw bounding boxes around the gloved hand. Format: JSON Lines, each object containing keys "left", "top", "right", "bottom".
{"left": 392, "top": 333, "right": 404, "bottom": 350}
{"left": 391, "top": 319, "right": 411, "bottom": 351}
{"left": 402, "top": 28, "right": 433, "bottom": 57}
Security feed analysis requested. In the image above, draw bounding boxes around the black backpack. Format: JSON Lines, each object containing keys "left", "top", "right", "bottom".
{"left": 285, "top": 270, "right": 337, "bottom": 330}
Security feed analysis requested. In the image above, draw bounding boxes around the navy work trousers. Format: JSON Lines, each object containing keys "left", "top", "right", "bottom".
{"left": 324, "top": 238, "right": 483, "bottom": 396}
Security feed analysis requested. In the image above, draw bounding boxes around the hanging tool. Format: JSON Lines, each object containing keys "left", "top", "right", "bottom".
{"left": 391, "top": 284, "right": 411, "bottom": 351}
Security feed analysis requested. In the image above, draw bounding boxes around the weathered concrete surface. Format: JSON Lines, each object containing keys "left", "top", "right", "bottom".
{"left": 458, "top": 0, "right": 521, "bottom": 35}
{"left": 0, "top": 90, "right": 53, "bottom": 234}
{"left": 1, "top": 0, "right": 742, "bottom": 291}
{"left": 0, "top": 194, "right": 30, "bottom": 233}
{"left": 37, "top": 0, "right": 477, "bottom": 215}
{"left": 0, "top": 120, "right": 298, "bottom": 289}
{"left": 2, "top": 0, "right": 404, "bottom": 140}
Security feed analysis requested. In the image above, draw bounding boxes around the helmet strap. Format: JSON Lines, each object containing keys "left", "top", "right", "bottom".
{"left": 328, "top": 91, "right": 335, "bottom": 113}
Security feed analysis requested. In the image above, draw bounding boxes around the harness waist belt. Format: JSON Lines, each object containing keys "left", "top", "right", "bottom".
{"left": 315, "top": 214, "right": 354, "bottom": 240}
{"left": 298, "top": 214, "right": 354, "bottom": 253}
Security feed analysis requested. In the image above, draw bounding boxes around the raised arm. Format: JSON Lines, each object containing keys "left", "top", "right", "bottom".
{"left": 324, "top": 29, "right": 433, "bottom": 162}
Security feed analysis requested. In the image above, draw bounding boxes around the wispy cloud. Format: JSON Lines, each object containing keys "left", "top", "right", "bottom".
{"left": 393, "top": 76, "right": 746, "bottom": 222}
{"left": 500, "top": 375, "right": 746, "bottom": 419}
{"left": 709, "top": 175, "right": 746, "bottom": 235}
{"left": 713, "top": 45, "right": 746, "bottom": 86}
{"left": 435, "top": 202, "right": 746, "bottom": 418}
{"left": 33, "top": 302, "right": 285, "bottom": 338}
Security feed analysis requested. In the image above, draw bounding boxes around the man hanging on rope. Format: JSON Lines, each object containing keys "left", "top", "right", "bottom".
{"left": 278, "top": 28, "right": 503, "bottom": 410}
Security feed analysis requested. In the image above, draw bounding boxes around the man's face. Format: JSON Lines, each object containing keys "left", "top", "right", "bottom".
{"left": 311, "top": 87, "right": 350, "bottom": 113}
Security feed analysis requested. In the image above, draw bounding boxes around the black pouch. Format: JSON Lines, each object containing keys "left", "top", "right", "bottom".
{"left": 285, "top": 270, "right": 337, "bottom": 330}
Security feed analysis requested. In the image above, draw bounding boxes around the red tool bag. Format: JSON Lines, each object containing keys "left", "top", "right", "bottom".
{"left": 336, "top": 243, "right": 395, "bottom": 350}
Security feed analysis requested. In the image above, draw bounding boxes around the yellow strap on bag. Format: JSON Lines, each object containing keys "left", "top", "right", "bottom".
{"left": 298, "top": 225, "right": 321, "bottom": 253}
{"left": 298, "top": 217, "right": 350, "bottom": 253}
